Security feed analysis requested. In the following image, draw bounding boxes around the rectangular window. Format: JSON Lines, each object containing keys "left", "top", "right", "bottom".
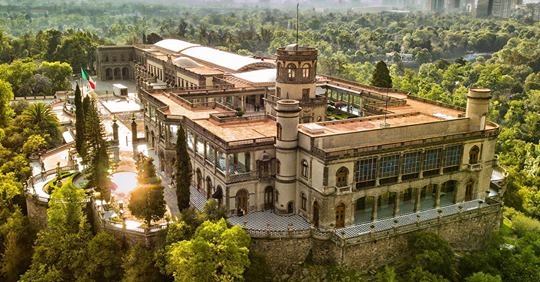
{"left": 443, "top": 145, "right": 462, "bottom": 167}
{"left": 216, "top": 151, "right": 226, "bottom": 173}
{"left": 206, "top": 144, "right": 215, "bottom": 165}
{"left": 187, "top": 131, "right": 194, "bottom": 150}
{"left": 402, "top": 152, "right": 420, "bottom": 174}
{"left": 356, "top": 158, "right": 377, "bottom": 184}
{"left": 379, "top": 155, "right": 399, "bottom": 178}
{"left": 423, "top": 148, "right": 442, "bottom": 171}
{"left": 196, "top": 139, "right": 205, "bottom": 156}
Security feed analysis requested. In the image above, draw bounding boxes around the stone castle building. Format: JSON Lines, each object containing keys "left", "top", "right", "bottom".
{"left": 96, "top": 39, "right": 506, "bottom": 269}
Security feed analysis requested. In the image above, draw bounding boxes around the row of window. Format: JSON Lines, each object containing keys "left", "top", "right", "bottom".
{"left": 355, "top": 145, "right": 464, "bottom": 188}
{"left": 186, "top": 130, "right": 251, "bottom": 175}
{"left": 277, "top": 63, "right": 313, "bottom": 80}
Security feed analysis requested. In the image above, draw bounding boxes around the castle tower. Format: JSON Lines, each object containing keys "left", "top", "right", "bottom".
{"left": 466, "top": 88, "right": 491, "bottom": 131}
{"left": 269, "top": 44, "right": 326, "bottom": 123}
{"left": 274, "top": 99, "right": 300, "bottom": 214}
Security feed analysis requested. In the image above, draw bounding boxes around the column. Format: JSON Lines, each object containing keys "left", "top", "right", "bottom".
{"left": 394, "top": 192, "right": 400, "bottom": 217}
{"left": 414, "top": 188, "right": 421, "bottom": 212}
{"left": 371, "top": 195, "right": 378, "bottom": 221}
{"left": 435, "top": 184, "right": 441, "bottom": 208}
{"left": 131, "top": 114, "right": 138, "bottom": 157}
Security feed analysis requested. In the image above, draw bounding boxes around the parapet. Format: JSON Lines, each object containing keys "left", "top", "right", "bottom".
{"left": 468, "top": 88, "right": 492, "bottom": 100}
{"left": 276, "top": 99, "right": 300, "bottom": 113}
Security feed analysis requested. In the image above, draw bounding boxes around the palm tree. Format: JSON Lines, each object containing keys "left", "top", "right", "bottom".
{"left": 21, "top": 102, "right": 61, "bottom": 146}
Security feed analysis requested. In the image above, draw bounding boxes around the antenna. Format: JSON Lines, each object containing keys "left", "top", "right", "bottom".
{"left": 296, "top": 2, "right": 299, "bottom": 46}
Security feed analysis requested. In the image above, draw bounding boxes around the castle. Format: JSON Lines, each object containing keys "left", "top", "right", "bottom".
{"left": 96, "top": 39, "right": 506, "bottom": 269}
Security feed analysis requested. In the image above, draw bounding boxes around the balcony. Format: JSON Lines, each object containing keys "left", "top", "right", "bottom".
{"left": 466, "top": 163, "right": 483, "bottom": 172}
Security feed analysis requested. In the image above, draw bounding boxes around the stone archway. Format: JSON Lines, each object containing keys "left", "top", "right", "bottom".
{"left": 114, "top": 68, "right": 121, "bottom": 80}
{"left": 122, "top": 67, "right": 129, "bottom": 80}
{"left": 105, "top": 68, "right": 113, "bottom": 80}
{"left": 206, "top": 176, "right": 213, "bottom": 199}
{"left": 264, "top": 186, "right": 274, "bottom": 210}
{"left": 236, "top": 189, "right": 248, "bottom": 216}
{"left": 213, "top": 185, "right": 223, "bottom": 206}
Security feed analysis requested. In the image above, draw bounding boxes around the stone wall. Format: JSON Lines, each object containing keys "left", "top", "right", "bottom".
{"left": 251, "top": 237, "right": 312, "bottom": 273}
{"left": 25, "top": 195, "right": 48, "bottom": 230}
{"left": 250, "top": 203, "right": 501, "bottom": 274}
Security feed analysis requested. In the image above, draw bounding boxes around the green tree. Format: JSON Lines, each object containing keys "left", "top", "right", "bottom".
{"left": 122, "top": 244, "right": 165, "bottom": 282}
{"left": 83, "top": 98, "right": 110, "bottom": 201}
{"left": 166, "top": 219, "right": 251, "bottom": 282}
{"left": 128, "top": 156, "right": 166, "bottom": 227}
{"left": 175, "top": 125, "right": 192, "bottom": 211}
{"left": 21, "top": 134, "right": 47, "bottom": 156}
{"left": 79, "top": 232, "right": 124, "bottom": 282}
{"left": 407, "top": 232, "right": 456, "bottom": 281}
{"left": 371, "top": 61, "right": 393, "bottom": 88}
{"left": 0, "top": 209, "right": 35, "bottom": 282}
{"left": 74, "top": 84, "right": 85, "bottom": 155}
{"left": 38, "top": 61, "right": 72, "bottom": 92}
{"left": 47, "top": 181, "right": 87, "bottom": 234}
{"left": 0, "top": 80, "right": 13, "bottom": 127}
{"left": 465, "top": 272, "right": 502, "bottom": 282}
{"left": 20, "top": 102, "right": 61, "bottom": 147}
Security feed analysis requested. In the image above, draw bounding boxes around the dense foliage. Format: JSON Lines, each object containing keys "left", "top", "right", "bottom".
{"left": 0, "top": 1, "right": 539, "bottom": 281}
{"left": 128, "top": 156, "right": 166, "bottom": 227}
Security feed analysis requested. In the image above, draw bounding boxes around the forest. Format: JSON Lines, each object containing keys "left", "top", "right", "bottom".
{"left": 0, "top": 1, "right": 540, "bottom": 281}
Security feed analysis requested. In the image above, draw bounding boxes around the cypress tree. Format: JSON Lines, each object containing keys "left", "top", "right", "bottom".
{"left": 80, "top": 95, "right": 91, "bottom": 161}
{"left": 175, "top": 125, "right": 192, "bottom": 211}
{"left": 371, "top": 60, "right": 393, "bottom": 88}
{"left": 74, "top": 84, "right": 85, "bottom": 156}
{"left": 83, "top": 99, "right": 111, "bottom": 201}
{"left": 128, "top": 156, "right": 166, "bottom": 227}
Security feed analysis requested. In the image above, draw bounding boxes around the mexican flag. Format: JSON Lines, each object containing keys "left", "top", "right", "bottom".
{"left": 81, "top": 68, "right": 96, "bottom": 90}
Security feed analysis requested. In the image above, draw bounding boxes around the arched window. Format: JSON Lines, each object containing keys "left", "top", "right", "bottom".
{"left": 302, "top": 63, "right": 311, "bottom": 78}
{"left": 287, "top": 201, "right": 294, "bottom": 213}
{"left": 301, "top": 160, "right": 309, "bottom": 178}
{"left": 301, "top": 192, "right": 307, "bottom": 210}
{"left": 276, "top": 159, "right": 281, "bottom": 175}
{"left": 213, "top": 185, "right": 223, "bottom": 206}
{"left": 277, "top": 62, "right": 282, "bottom": 77}
{"left": 236, "top": 189, "right": 249, "bottom": 216}
{"left": 277, "top": 123, "right": 282, "bottom": 140}
{"left": 469, "top": 145, "right": 480, "bottom": 164}
{"left": 336, "top": 167, "right": 349, "bottom": 187}
{"left": 287, "top": 63, "right": 296, "bottom": 80}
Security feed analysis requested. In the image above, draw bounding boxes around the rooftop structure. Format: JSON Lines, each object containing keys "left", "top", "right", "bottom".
{"left": 97, "top": 39, "right": 505, "bottom": 241}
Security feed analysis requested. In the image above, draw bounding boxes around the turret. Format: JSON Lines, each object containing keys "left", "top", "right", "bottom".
{"left": 466, "top": 88, "right": 491, "bottom": 131}
{"left": 274, "top": 99, "right": 300, "bottom": 213}
{"left": 271, "top": 44, "right": 325, "bottom": 123}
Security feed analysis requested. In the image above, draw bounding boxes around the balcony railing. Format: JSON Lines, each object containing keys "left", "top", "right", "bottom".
{"left": 466, "top": 163, "right": 483, "bottom": 171}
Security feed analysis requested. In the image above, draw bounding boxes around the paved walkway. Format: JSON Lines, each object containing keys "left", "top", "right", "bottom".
{"left": 335, "top": 199, "right": 484, "bottom": 239}
{"left": 229, "top": 211, "right": 311, "bottom": 231}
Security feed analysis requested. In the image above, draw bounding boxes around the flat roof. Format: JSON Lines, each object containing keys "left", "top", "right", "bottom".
{"left": 151, "top": 93, "right": 226, "bottom": 120}
{"left": 299, "top": 112, "right": 445, "bottom": 136}
{"left": 193, "top": 118, "right": 276, "bottom": 142}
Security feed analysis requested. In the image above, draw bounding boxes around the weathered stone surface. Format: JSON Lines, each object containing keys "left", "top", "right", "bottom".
{"left": 250, "top": 205, "right": 501, "bottom": 275}
{"left": 25, "top": 196, "right": 48, "bottom": 230}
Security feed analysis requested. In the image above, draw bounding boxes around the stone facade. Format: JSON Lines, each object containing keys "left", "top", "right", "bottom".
{"left": 253, "top": 201, "right": 501, "bottom": 274}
